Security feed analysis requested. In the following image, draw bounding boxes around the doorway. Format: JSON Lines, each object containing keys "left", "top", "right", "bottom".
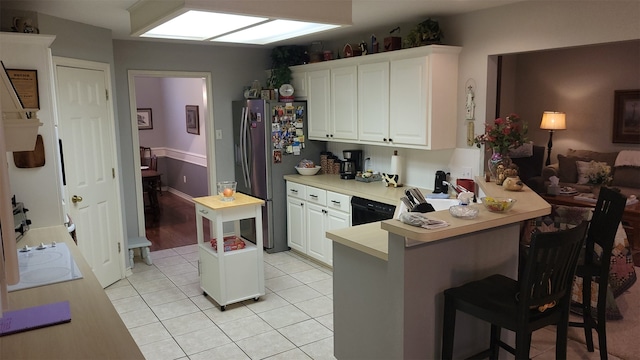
{"left": 127, "top": 71, "right": 216, "bottom": 245}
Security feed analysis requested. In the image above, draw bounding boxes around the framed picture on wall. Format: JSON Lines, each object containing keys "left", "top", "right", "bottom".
{"left": 137, "top": 108, "right": 153, "bottom": 130}
{"left": 186, "top": 105, "right": 200, "bottom": 135}
{"left": 613, "top": 89, "right": 640, "bottom": 144}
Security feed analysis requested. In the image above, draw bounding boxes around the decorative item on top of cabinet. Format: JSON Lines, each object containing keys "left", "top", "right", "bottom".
{"left": 404, "top": 18, "right": 444, "bottom": 48}
{"left": 384, "top": 27, "right": 401, "bottom": 51}
{"left": 268, "top": 45, "right": 307, "bottom": 90}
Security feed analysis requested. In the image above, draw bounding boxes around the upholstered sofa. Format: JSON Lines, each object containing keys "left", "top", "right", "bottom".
{"left": 540, "top": 149, "right": 640, "bottom": 198}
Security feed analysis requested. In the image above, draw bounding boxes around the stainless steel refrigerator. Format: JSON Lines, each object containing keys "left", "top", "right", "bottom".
{"left": 233, "top": 99, "right": 325, "bottom": 253}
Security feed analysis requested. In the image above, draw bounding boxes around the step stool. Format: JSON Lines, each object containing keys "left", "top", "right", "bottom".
{"left": 128, "top": 236, "right": 152, "bottom": 268}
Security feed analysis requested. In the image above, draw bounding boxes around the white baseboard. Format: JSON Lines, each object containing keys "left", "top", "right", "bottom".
{"left": 166, "top": 188, "right": 195, "bottom": 203}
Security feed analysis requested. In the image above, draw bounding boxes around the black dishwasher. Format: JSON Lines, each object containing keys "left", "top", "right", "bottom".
{"left": 351, "top": 196, "right": 396, "bottom": 225}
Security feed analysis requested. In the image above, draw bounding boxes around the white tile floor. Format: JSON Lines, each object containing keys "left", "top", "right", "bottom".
{"left": 106, "top": 245, "right": 336, "bottom": 360}
{"left": 108, "top": 245, "right": 621, "bottom": 360}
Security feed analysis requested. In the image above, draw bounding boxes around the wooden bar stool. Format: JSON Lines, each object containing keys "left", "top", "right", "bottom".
{"left": 442, "top": 221, "right": 589, "bottom": 359}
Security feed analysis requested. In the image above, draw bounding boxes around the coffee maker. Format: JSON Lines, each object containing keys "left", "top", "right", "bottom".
{"left": 341, "top": 149, "right": 363, "bottom": 179}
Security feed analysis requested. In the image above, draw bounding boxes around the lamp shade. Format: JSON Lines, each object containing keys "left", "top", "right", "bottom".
{"left": 540, "top": 111, "right": 566, "bottom": 130}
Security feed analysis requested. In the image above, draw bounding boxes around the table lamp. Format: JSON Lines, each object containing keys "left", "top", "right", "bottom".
{"left": 540, "top": 111, "right": 566, "bottom": 166}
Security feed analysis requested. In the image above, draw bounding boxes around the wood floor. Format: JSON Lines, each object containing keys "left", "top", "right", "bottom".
{"left": 144, "top": 191, "right": 209, "bottom": 252}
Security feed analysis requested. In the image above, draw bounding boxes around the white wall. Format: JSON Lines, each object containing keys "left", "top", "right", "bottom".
{"left": 321, "top": 2, "right": 640, "bottom": 190}
{"left": 443, "top": 0, "right": 640, "bottom": 169}
{"left": 512, "top": 41, "right": 640, "bottom": 159}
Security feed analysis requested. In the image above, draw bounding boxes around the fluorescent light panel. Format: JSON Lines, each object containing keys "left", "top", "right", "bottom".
{"left": 212, "top": 19, "right": 340, "bottom": 45}
{"left": 141, "top": 10, "right": 268, "bottom": 41}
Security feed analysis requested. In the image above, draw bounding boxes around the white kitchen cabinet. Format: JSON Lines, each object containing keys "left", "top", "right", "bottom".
{"left": 390, "top": 51, "right": 458, "bottom": 149}
{"left": 358, "top": 61, "right": 390, "bottom": 143}
{"left": 290, "top": 70, "right": 307, "bottom": 98}
{"left": 306, "top": 66, "right": 358, "bottom": 141}
{"left": 194, "top": 194, "right": 265, "bottom": 311}
{"left": 293, "top": 45, "right": 460, "bottom": 150}
{"left": 286, "top": 181, "right": 350, "bottom": 266}
{"left": 389, "top": 56, "right": 429, "bottom": 146}
{"left": 307, "top": 69, "right": 331, "bottom": 140}
{"left": 286, "top": 182, "right": 306, "bottom": 253}
{"left": 330, "top": 65, "right": 358, "bottom": 141}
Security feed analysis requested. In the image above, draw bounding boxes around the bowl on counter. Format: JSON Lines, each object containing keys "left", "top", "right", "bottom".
{"left": 480, "top": 197, "right": 516, "bottom": 213}
{"left": 449, "top": 204, "right": 479, "bottom": 219}
{"left": 295, "top": 166, "right": 321, "bottom": 176}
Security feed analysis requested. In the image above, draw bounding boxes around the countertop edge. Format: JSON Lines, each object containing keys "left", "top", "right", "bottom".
{"left": 325, "top": 222, "right": 388, "bottom": 261}
{"left": 284, "top": 174, "right": 422, "bottom": 205}
{"left": 326, "top": 176, "right": 551, "bottom": 254}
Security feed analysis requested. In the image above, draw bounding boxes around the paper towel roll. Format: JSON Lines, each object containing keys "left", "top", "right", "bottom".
{"left": 390, "top": 151, "right": 403, "bottom": 181}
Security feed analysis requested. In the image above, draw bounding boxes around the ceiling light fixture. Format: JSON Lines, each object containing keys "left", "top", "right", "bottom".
{"left": 129, "top": 0, "right": 351, "bottom": 45}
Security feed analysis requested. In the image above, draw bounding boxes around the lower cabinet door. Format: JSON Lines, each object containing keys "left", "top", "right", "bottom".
{"left": 326, "top": 209, "right": 350, "bottom": 266}
{"left": 306, "top": 202, "right": 328, "bottom": 264}
{"left": 287, "top": 196, "right": 306, "bottom": 253}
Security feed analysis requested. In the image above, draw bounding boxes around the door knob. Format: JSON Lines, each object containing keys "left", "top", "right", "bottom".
{"left": 71, "top": 195, "right": 83, "bottom": 204}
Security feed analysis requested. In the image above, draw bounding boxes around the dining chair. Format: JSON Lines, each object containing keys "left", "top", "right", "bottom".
{"left": 149, "top": 154, "right": 162, "bottom": 195}
{"left": 442, "top": 221, "right": 589, "bottom": 360}
{"left": 140, "top": 146, "right": 152, "bottom": 167}
{"left": 568, "top": 186, "right": 627, "bottom": 359}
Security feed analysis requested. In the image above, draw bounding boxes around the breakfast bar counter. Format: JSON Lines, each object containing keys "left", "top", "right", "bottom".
{"left": 327, "top": 178, "right": 550, "bottom": 359}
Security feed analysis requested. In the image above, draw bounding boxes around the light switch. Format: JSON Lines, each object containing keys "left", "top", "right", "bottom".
{"left": 216, "top": 130, "right": 223, "bottom": 139}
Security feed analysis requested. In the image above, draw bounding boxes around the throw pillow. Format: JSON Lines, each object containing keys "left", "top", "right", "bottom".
{"left": 567, "top": 149, "right": 618, "bottom": 167}
{"left": 575, "top": 160, "right": 592, "bottom": 184}
{"left": 557, "top": 155, "right": 589, "bottom": 183}
{"left": 611, "top": 166, "right": 640, "bottom": 188}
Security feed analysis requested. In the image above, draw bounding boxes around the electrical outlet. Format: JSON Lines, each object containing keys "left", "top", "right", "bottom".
{"left": 183, "top": 176, "right": 187, "bottom": 183}
{"left": 215, "top": 129, "right": 222, "bottom": 139}
{"left": 461, "top": 167, "right": 473, "bottom": 179}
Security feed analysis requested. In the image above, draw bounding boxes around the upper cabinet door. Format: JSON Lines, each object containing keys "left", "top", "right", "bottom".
{"left": 307, "top": 69, "right": 331, "bottom": 140}
{"left": 331, "top": 65, "right": 358, "bottom": 141}
{"left": 389, "top": 56, "right": 429, "bottom": 146}
{"left": 290, "top": 70, "right": 307, "bottom": 99}
{"left": 358, "top": 62, "right": 390, "bottom": 143}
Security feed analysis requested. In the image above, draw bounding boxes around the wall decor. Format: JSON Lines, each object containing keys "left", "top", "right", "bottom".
{"left": 6, "top": 68, "right": 39, "bottom": 109}
{"left": 186, "top": 105, "right": 200, "bottom": 135}
{"left": 613, "top": 89, "right": 640, "bottom": 144}
{"left": 137, "top": 108, "right": 153, "bottom": 130}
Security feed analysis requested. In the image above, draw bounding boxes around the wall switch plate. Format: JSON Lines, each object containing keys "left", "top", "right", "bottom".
{"left": 461, "top": 167, "right": 473, "bottom": 179}
{"left": 183, "top": 176, "right": 187, "bottom": 183}
{"left": 215, "top": 130, "right": 222, "bottom": 139}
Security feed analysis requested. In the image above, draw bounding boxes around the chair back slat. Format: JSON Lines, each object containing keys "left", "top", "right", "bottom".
{"left": 519, "top": 221, "right": 589, "bottom": 313}
{"left": 585, "top": 187, "right": 627, "bottom": 275}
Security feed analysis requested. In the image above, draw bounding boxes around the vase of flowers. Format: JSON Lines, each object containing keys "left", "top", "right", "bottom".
{"left": 586, "top": 161, "right": 613, "bottom": 198}
{"left": 474, "top": 114, "right": 528, "bottom": 180}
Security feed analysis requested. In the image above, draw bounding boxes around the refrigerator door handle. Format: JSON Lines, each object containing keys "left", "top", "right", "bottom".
{"left": 242, "top": 106, "right": 251, "bottom": 189}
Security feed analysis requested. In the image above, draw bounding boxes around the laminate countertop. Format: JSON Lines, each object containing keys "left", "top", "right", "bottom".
{"left": 1, "top": 226, "right": 143, "bottom": 360}
{"left": 326, "top": 176, "right": 551, "bottom": 260}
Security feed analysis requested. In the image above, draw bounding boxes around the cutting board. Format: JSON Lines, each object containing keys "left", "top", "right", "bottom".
{"left": 13, "top": 134, "right": 45, "bottom": 168}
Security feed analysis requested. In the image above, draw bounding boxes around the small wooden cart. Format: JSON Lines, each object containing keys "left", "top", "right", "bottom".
{"left": 193, "top": 193, "right": 265, "bottom": 310}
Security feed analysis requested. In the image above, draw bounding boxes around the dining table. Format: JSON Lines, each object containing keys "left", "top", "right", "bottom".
{"left": 142, "top": 169, "right": 162, "bottom": 219}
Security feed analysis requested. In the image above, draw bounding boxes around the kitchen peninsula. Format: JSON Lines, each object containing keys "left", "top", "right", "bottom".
{"left": 0, "top": 226, "right": 143, "bottom": 359}
{"left": 326, "top": 178, "right": 550, "bottom": 359}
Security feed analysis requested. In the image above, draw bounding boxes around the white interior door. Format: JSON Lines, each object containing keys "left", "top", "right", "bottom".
{"left": 55, "top": 60, "right": 123, "bottom": 287}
